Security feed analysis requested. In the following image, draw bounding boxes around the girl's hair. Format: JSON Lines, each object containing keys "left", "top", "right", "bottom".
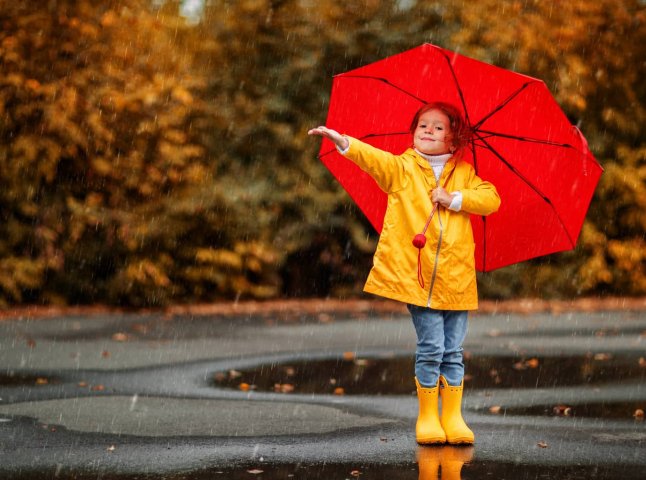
{"left": 409, "top": 102, "right": 471, "bottom": 152}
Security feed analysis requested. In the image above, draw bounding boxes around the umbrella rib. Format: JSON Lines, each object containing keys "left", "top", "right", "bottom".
{"left": 438, "top": 49, "right": 471, "bottom": 125}
{"left": 473, "top": 81, "right": 539, "bottom": 130}
{"left": 476, "top": 132, "right": 576, "bottom": 249}
{"left": 468, "top": 137, "right": 489, "bottom": 271}
{"left": 477, "top": 129, "right": 577, "bottom": 150}
{"left": 339, "top": 75, "right": 427, "bottom": 104}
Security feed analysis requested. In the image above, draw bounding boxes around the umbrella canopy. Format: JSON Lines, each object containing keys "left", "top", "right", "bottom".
{"left": 319, "top": 43, "right": 602, "bottom": 272}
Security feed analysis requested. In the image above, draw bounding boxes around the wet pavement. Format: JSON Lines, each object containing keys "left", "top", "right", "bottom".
{"left": 0, "top": 305, "right": 645, "bottom": 479}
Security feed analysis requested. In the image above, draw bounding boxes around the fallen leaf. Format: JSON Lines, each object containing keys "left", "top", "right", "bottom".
{"left": 107, "top": 445, "right": 116, "bottom": 452}
{"left": 489, "top": 405, "right": 502, "bottom": 414}
{"left": 131, "top": 323, "right": 149, "bottom": 334}
{"left": 638, "top": 357, "right": 646, "bottom": 368}
{"left": 537, "top": 441, "right": 548, "bottom": 448}
{"left": 35, "top": 378, "right": 49, "bottom": 385}
{"left": 318, "top": 313, "right": 333, "bottom": 323}
{"left": 343, "top": 351, "right": 355, "bottom": 360}
{"left": 593, "top": 353, "right": 612, "bottom": 361}
{"left": 274, "top": 383, "right": 295, "bottom": 393}
{"left": 283, "top": 366, "right": 296, "bottom": 376}
{"left": 111, "top": 333, "right": 129, "bottom": 342}
{"left": 333, "top": 387, "right": 345, "bottom": 395}
{"left": 487, "top": 329, "right": 501, "bottom": 337}
{"left": 350, "top": 470, "right": 362, "bottom": 477}
{"left": 633, "top": 409, "right": 644, "bottom": 420}
{"left": 101, "top": 350, "right": 111, "bottom": 358}
{"left": 553, "top": 405, "right": 572, "bottom": 416}
{"left": 77, "top": 381, "right": 88, "bottom": 387}
{"left": 239, "top": 382, "right": 251, "bottom": 392}
{"left": 228, "top": 369, "right": 242, "bottom": 379}
{"left": 247, "top": 469, "right": 263, "bottom": 474}
{"left": 26, "top": 339, "right": 36, "bottom": 348}
{"left": 525, "top": 358, "right": 540, "bottom": 368}
{"left": 512, "top": 361, "right": 526, "bottom": 371}
{"left": 91, "top": 384, "right": 105, "bottom": 391}
{"left": 213, "top": 372, "right": 226, "bottom": 382}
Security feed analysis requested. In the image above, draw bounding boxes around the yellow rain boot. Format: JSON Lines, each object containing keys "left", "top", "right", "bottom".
{"left": 415, "top": 377, "right": 446, "bottom": 444}
{"left": 439, "top": 446, "right": 474, "bottom": 480}
{"left": 439, "top": 375, "right": 474, "bottom": 444}
{"left": 416, "top": 446, "right": 441, "bottom": 480}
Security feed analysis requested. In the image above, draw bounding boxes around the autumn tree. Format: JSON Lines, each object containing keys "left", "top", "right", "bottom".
{"left": 0, "top": 0, "right": 219, "bottom": 305}
{"left": 0, "top": 0, "right": 643, "bottom": 306}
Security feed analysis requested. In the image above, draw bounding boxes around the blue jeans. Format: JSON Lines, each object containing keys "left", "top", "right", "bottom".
{"left": 408, "top": 305, "right": 468, "bottom": 387}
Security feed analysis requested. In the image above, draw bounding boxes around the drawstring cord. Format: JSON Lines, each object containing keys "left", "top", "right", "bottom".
{"left": 412, "top": 203, "right": 438, "bottom": 288}
{"left": 413, "top": 166, "right": 456, "bottom": 289}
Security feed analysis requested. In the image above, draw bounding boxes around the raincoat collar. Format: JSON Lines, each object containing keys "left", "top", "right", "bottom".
{"left": 407, "top": 148, "right": 458, "bottom": 186}
{"left": 414, "top": 150, "right": 453, "bottom": 167}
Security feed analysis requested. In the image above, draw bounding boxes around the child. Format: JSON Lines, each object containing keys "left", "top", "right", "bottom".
{"left": 308, "top": 102, "right": 500, "bottom": 445}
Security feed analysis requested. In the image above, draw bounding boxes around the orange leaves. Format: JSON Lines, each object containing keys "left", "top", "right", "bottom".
{"left": 512, "top": 358, "right": 540, "bottom": 371}
{"left": 274, "top": 383, "right": 295, "bottom": 393}
{"left": 552, "top": 405, "right": 572, "bottom": 417}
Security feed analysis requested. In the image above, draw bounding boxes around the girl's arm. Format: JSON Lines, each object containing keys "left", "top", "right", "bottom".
{"left": 459, "top": 165, "right": 501, "bottom": 216}
{"left": 308, "top": 127, "right": 408, "bottom": 193}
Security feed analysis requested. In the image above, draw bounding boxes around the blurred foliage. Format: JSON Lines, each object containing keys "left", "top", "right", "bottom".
{"left": 0, "top": 0, "right": 643, "bottom": 307}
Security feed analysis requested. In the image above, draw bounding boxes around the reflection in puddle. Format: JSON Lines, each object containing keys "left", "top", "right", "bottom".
{"left": 500, "top": 402, "right": 646, "bottom": 420}
{"left": 15, "top": 460, "right": 645, "bottom": 479}
{"left": 211, "top": 355, "right": 646, "bottom": 420}
{"left": 0, "top": 372, "right": 58, "bottom": 387}
{"left": 212, "top": 354, "right": 646, "bottom": 394}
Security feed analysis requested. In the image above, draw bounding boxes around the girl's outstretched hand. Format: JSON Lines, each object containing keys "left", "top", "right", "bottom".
{"left": 308, "top": 126, "right": 349, "bottom": 151}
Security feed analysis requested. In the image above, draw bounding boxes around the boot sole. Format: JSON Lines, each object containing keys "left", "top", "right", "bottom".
{"left": 416, "top": 437, "right": 447, "bottom": 445}
{"left": 446, "top": 438, "right": 474, "bottom": 445}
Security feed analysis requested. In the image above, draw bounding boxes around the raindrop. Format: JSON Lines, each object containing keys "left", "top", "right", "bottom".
{"left": 130, "top": 393, "right": 139, "bottom": 411}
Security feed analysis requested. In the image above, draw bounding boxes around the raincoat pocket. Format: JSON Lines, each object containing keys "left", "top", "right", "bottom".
{"left": 447, "top": 248, "right": 475, "bottom": 293}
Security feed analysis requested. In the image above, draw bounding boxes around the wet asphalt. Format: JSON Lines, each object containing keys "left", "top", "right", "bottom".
{"left": 0, "top": 305, "right": 645, "bottom": 479}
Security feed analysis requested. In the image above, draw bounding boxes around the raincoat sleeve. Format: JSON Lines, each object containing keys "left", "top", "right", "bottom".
{"left": 341, "top": 136, "right": 408, "bottom": 193}
{"left": 459, "top": 165, "right": 501, "bottom": 216}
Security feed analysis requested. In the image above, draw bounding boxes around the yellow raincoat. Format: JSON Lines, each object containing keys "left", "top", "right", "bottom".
{"left": 343, "top": 137, "right": 501, "bottom": 310}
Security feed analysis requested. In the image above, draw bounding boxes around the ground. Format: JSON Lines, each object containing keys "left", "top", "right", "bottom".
{"left": 0, "top": 297, "right": 645, "bottom": 479}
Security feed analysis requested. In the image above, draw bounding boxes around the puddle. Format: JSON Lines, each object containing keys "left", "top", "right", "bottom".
{"left": 5, "top": 461, "right": 646, "bottom": 479}
{"left": 212, "top": 354, "right": 646, "bottom": 395}
{"left": 499, "top": 402, "right": 646, "bottom": 420}
{"left": 0, "top": 372, "right": 59, "bottom": 387}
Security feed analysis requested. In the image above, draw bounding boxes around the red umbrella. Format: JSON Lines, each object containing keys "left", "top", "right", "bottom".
{"left": 318, "top": 43, "right": 602, "bottom": 271}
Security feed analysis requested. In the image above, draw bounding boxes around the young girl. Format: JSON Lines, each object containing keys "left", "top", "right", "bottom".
{"left": 308, "top": 102, "right": 500, "bottom": 445}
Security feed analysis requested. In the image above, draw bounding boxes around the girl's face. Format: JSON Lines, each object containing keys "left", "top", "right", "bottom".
{"left": 413, "top": 109, "right": 453, "bottom": 155}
